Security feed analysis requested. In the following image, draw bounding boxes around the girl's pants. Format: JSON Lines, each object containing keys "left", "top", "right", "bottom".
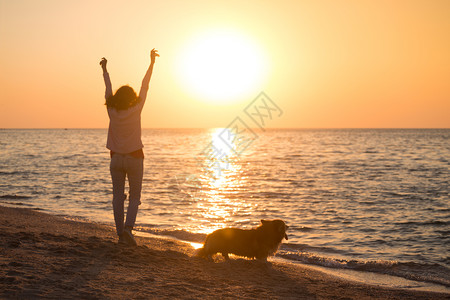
{"left": 110, "top": 153, "right": 143, "bottom": 235}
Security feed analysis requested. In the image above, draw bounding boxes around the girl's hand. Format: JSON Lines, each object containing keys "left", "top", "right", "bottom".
{"left": 100, "top": 57, "right": 107, "bottom": 70}
{"left": 151, "top": 49, "right": 159, "bottom": 63}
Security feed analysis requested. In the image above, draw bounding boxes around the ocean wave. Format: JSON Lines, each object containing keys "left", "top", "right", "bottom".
{"left": 394, "top": 220, "right": 450, "bottom": 227}
{"left": 58, "top": 154, "right": 84, "bottom": 159}
{"left": 276, "top": 250, "right": 450, "bottom": 287}
{"left": 282, "top": 243, "right": 347, "bottom": 255}
{"left": 0, "top": 201, "right": 33, "bottom": 207}
{"left": 296, "top": 226, "right": 314, "bottom": 232}
{"left": 0, "top": 171, "right": 38, "bottom": 176}
{"left": 0, "top": 194, "right": 33, "bottom": 200}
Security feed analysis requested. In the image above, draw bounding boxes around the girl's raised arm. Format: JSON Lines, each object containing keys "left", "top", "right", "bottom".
{"left": 100, "top": 57, "right": 112, "bottom": 99}
{"left": 139, "top": 49, "right": 159, "bottom": 102}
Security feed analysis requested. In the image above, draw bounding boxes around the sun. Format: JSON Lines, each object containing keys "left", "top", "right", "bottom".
{"left": 176, "top": 29, "right": 268, "bottom": 104}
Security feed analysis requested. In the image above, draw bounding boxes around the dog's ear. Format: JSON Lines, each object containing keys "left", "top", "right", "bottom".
{"left": 283, "top": 223, "right": 289, "bottom": 240}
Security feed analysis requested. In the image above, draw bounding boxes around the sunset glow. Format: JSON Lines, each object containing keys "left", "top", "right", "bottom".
{"left": 0, "top": 0, "right": 449, "bottom": 128}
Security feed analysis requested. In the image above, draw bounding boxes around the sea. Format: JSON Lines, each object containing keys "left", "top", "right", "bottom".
{"left": 1, "top": 128, "right": 449, "bottom": 289}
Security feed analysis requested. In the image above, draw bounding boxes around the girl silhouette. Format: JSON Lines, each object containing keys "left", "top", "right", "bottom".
{"left": 100, "top": 49, "right": 159, "bottom": 246}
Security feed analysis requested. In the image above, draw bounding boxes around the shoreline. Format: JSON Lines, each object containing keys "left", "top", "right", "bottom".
{"left": 1, "top": 205, "right": 448, "bottom": 299}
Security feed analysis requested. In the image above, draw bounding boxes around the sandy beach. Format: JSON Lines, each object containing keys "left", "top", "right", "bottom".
{"left": 0, "top": 205, "right": 447, "bottom": 299}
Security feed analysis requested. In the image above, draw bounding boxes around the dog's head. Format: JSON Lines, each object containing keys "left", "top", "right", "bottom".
{"left": 260, "top": 219, "right": 289, "bottom": 240}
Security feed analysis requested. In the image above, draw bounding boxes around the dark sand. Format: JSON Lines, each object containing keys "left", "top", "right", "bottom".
{"left": 0, "top": 206, "right": 447, "bottom": 299}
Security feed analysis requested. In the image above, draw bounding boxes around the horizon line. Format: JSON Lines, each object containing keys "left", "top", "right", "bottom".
{"left": 1, "top": 127, "right": 449, "bottom": 130}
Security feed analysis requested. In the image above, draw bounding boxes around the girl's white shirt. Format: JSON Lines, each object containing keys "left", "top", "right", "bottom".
{"left": 103, "top": 71, "right": 150, "bottom": 154}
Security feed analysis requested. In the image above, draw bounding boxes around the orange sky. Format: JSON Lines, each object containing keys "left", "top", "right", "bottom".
{"left": 0, "top": 0, "right": 449, "bottom": 128}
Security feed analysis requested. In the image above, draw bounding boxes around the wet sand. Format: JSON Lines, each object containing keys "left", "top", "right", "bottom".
{"left": 0, "top": 206, "right": 447, "bottom": 299}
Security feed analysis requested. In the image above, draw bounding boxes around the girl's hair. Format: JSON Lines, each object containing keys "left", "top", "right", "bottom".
{"left": 105, "top": 85, "right": 141, "bottom": 110}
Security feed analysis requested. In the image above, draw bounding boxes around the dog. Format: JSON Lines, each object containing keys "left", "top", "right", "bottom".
{"left": 196, "top": 219, "right": 288, "bottom": 261}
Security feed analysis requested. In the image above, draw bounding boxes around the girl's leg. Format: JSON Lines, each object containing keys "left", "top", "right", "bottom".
{"left": 110, "top": 154, "right": 127, "bottom": 236}
{"left": 124, "top": 155, "right": 143, "bottom": 230}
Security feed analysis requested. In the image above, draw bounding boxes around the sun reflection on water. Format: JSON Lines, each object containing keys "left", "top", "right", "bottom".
{"left": 194, "top": 128, "right": 254, "bottom": 234}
